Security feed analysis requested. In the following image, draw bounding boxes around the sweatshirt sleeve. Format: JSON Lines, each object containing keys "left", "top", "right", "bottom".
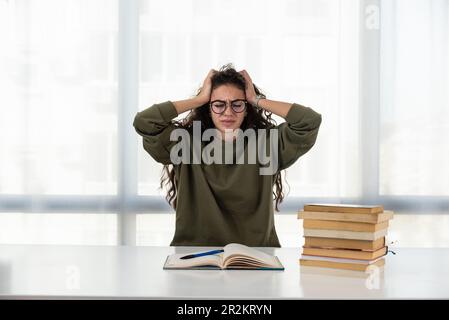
{"left": 133, "top": 100, "right": 179, "bottom": 164}
{"left": 276, "top": 103, "right": 322, "bottom": 171}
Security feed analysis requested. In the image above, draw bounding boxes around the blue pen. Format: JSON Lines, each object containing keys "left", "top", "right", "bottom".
{"left": 180, "top": 249, "right": 225, "bottom": 260}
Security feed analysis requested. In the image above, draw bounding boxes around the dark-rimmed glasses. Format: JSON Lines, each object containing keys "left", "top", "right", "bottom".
{"left": 210, "top": 99, "right": 247, "bottom": 114}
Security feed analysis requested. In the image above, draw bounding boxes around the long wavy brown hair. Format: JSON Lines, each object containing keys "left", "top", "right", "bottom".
{"left": 160, "top": 63, "right": 288, "bottom": 211}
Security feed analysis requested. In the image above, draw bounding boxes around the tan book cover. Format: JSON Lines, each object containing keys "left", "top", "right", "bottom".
{"left": 304, "top": 203, "right": 384, "bottom": 214}
{"left": 300, "top": 257, "right": 385, "bottom": 272}
{"left": 300, "top": 255, "right": 385, "bottom": 272}
{"left": 304, "top": 236, "right": 386, "bottom": 251}
{"left": 302, "top": 246, "right": 388, "bottom": 260}
{"left": 297, "top": 210, "right": 394, "bottom": 224}
{"left": 303, "top": 220, "right": 389, "bottom": 232}
{"left": 303, "top": 228, "right": 388, "bottom": 241}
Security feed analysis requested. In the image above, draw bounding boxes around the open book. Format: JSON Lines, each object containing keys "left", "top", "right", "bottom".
{"left": 163, "top": 243, "right": 284, "bottom": 270}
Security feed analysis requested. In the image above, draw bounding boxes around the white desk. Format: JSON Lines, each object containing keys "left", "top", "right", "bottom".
{"left": 0, "top": 245, "right": 448, "bottom": 299}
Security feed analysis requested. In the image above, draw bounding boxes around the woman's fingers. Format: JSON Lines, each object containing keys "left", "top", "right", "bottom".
{"left": 197, "top": 69, "right": 217, "bottom": 104}
{"left": 209, "top": 69, "right": 217, "bottom": 78}
{"left": 240, "top": 70, "right": 253, "bottom": 87}
{"left": 239, "top": 69, "right": 257, "bottom": 104}
{"left": 204, "top": 69, "right": 217, "bottom": 86}
{"left": 239, "top": 69, "right": 253, "bottom": 87}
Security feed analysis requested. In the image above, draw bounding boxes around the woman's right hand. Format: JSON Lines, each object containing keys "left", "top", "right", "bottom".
{"left": 196, "top": 69, "right": 217, "bottom": 105}
{"left": 173, "top": 69, "right": 217, "bottom": 114}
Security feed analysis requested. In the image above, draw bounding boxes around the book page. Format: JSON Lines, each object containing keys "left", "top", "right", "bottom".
{"left": 164, "top": 252, "right": 223, "bottom": 269}
{"left": 222, "top": 243, "right": 278, "bottom": 267}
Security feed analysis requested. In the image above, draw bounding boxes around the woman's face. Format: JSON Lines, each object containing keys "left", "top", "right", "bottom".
{"left": 209, "top": 84, "right": 247, "bottom": 139}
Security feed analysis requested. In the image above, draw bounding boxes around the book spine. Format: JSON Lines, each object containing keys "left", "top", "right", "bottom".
{"left": 303, "top": 228, "right": 387, "bottom": 240}
{"left": 298, "top": 211, "right": 393, "bottom": 223}
{"left": 304, "top": 236, "right": 385, "bottom": 251}
{"left": 300, "top": 258, "right": 385, "bottom": 272}
{"left": 302, "top": 247, "right": 387, "bottom": 260}
{"left": 303, "top": 205, "right": 384, "bottom": 214}
{"left": 303, "top": 220, "right": 388, "bottom": 232}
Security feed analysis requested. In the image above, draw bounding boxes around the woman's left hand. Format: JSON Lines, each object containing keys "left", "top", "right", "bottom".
{"left": 239, "top": 70, "right": 257, "bottom": 106}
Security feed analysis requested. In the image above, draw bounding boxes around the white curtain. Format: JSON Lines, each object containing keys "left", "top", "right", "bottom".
{"left": 380, "top": 0, "right": 449, "bottom": 197}
{"left": 0, "top": 0, "right": 447, "bottom": 246}
{"left": 0, "top": 0, "right": 119, "bottom": 245}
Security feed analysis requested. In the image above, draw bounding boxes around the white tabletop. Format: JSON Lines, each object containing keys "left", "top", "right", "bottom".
{"left": 0, "top": 244, "right": 448, "bottom": 299}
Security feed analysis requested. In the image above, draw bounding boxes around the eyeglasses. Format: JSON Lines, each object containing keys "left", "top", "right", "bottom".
{"left": 210, "top": 99, "right": 247, "bottom": 114}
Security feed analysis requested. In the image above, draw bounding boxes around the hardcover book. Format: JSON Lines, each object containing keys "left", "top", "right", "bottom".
{"left": 303, "top": 203, "right": 384, "bottom": 214}
{"left": 163, "top": 243, "right": 284, "bottom": 270}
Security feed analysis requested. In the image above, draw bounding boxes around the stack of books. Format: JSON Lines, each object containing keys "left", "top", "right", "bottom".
{"left": 298, "top": 204, "right": 394, "bottom": 272}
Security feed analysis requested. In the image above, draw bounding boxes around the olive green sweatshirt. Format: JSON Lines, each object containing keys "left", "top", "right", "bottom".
{"left": 133, "top": 101, "right": 322, "bottom": 247}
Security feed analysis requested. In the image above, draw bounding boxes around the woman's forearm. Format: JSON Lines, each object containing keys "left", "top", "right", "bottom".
{"left": 172, "top": 96, "right": 206, "bottom": 114}
{"left": 256, "top": 98, "right": 293, "bottom": 118}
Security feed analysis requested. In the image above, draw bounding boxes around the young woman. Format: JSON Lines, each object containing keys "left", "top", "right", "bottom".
{"left": 133, "top": 64, "right": 322, "bottom": 247}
